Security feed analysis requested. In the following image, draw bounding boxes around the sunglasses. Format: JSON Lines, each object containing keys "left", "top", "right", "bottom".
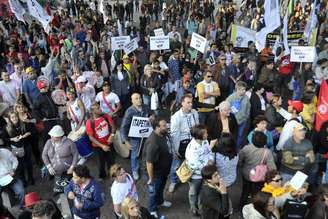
{"left": 272, "top": 177, "right": 282, "bottom": 182}
{"left": 207, "top": 75, "right": 213, "bottom": 78}
{"left": 220, "top": 59, "right": 226, "bottom": 61}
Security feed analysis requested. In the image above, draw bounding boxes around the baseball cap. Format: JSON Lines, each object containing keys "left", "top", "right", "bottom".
{"left": 288, "top": 100, "right": 304, "bottom": 113}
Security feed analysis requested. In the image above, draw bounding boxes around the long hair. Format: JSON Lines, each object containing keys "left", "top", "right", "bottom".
{"left": 252, "top": 191, "right": 272, "bottom": 218}
{"left": 121, "top": 197, "right": 140, "bottom": 219}
{"left": 6, "top": 111, "right": 26, "bottom": 137}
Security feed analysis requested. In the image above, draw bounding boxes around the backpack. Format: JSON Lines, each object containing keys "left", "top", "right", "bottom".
{"left": 249, "top": 149, "right": 268, "bottom": 182}
{"left": 282, "top": 199, "right": 308, "bottom": 219}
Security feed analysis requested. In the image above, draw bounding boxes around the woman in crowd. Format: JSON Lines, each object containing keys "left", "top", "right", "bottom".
{"left": 207, "top": 101, "right": 238, "bottom": 142}
{"left": 247, "top": 115, "right": 274, "bottom": 150}
{"left": 242, "top": 191, "right": 279, "bottom": 219}
{"left": 249, "top": 84, "right": 266, "bottom": 119}
{"left": 213, "top": 133, "right": 239, "bottom": 189}
{"left": 110, "top": 63, "right": 131, "bottom": 111}
{"left": 185, "top": 124, "right": 215, "bottom": 216}
{"left": 121, "top": 197, "right": 153, "bottom": 219}
{"left": 110, "top": 164, "right": 138, "bottom": 219}
{"left": 66, "top": 87, "right": 86, "bottom": 131}
{"left": 140, "top": 64, "right": 162, "bottom": 107}
{"left": 5, "top": 110, "right": 34, "bottom": 186}
{"left": 239, "top": 131, "right": 277, "bottom": 207}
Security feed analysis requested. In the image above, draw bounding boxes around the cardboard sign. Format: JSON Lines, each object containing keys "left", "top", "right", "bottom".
{"left": 289, "top": 171, "right": 308, "bottom": 190}
{"left": 154, "top": 28, "right": 165, "bottom": 36}
{"left": 128, "top": 116, "right": 153, "bottom": 138}
{"left": 190, "top": 32, "right": 207, "bottom": 53}
{"left": 150, "top": 36, "right": 170, "bottom": 50}
{"left": 111, "top": 36, "right": 131, "bottom": 51}
{"left": 290, "top": 46, "right": 316, "bottom": 62}
{"left": 123, "top": 38, "right": 138, "bottom": 55}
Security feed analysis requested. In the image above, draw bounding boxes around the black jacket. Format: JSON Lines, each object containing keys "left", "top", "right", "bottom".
{"left": 264, "top": 105, "right": 286, "bottom": 131}
{"left": 250, "top": 92, "right": 265, "bottom": 118}
{"left": 306, "top": 199, "right": 327, "bottom": 219}
{"left": 206, "top": 111, "right": 238, "bottom": 142}
{"left": 200, "top": 183, "right": 229, "bottom": 219}
{"left": 33, "top": 92, "right": 58, "bottom": 120}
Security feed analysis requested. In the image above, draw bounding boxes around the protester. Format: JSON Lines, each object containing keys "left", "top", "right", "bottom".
{"left": 145, "top": 117, "right": 172, "bottom": 218}
{"left": 64, "top": 165, "right": 105, "bottom": 219}
{"left": 121, "top": 197, "right": 153, "bottom": 219}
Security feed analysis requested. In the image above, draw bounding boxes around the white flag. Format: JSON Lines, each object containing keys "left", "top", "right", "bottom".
{"left": 110, "top": 51, "right": 116, "bottom": 71}
{"left": 99, "top": 0, "right": 108, "bottom": 24}
{"left": 304, "top": 0, "right": 317, "bottom": 41}
{"left": 272, "top": 36, "right": 280, "bottom": 55}
{"left": 9, "top": 0, "right": 26, "bottom": 23}
{"left": 117, "top": 19, "right": 123, "bottom": 36}
{"left": 26, "top": 0, "right": 52, "bottom": 34}
{"left": 283, "top": 6, "right": 290, "bottom": 55}
{"left": 255, "top": 0, "right": 281, "bottom": 51}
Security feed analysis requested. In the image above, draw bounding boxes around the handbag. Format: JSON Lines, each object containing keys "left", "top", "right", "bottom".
{"left": 11, "top": 146, "right": 25, "bottom": 158}
{"left": 249, "top": 149, "right": 268, "bottom": 182}
{"left": 176, "top": 160, "right": 193, "bottom": 183}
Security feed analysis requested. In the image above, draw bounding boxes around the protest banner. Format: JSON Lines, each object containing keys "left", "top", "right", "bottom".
{"left": 154, "top": 28, "right": 165, "bottom": 36}
{"left": 231, "top": 25, "right": 256, "bottom": 48}
{"left": 128, "top": 116, "right": 153, "bottom": 138}
{"left": 123, "top": 38, "right": 138, "bottom": 55}
{"left": 111, "top": 36, "right": 131, "bottom": 51}
{"left": 150, "top": 36, "right": 170, "bottom": 50}
{"left": 190, "top": 32, "right": 207, "bottom": 53}
{"left": 290, "top": 46, "right": 316, "bottom": 62}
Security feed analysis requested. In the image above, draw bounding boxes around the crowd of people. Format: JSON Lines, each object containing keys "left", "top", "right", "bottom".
{"left": 0, "top": 0, "right": 328, "bottom": 218}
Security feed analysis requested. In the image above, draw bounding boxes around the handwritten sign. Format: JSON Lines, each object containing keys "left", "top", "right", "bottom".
{"left": 128, "top": 116, "right": 153, "bottom": 138}
{"left": 123, "top": 38, "right": 139, "bottom": 55}
{"left": 111, "top": 36, "right": 131, "bottom": 51}
{"left": 290, "top": 46, "right": 316, "bottom": 63}
{"left": 154, "top": 28, "right": 165, "bottom": 36}
{"left": 150, "top": 36, "right": 170, "bottom": 50}
{"left": 190, "top": 32, "right": 207, "bottom": 53}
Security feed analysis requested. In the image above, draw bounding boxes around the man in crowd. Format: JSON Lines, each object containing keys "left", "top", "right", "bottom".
{"left": 0, "top": 71, "right": 19, "bottom": 106}
{"left": 145, "top": 117, "right": 172, "bottom": 218}
{"left": 120, "top": 93, "right": 151, "bottom": 180}
{"left": 169, "top": 94, "right": 199, "bottom": 193}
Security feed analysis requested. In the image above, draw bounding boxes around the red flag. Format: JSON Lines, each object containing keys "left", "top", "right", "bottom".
{"left": 315, "top": 80, "right": 328, "bottom": 131}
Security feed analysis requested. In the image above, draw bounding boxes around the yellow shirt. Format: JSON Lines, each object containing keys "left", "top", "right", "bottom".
{"left": 261, "top": 183, "right": 294, "bottom": 197}
{"left": 196, "top": 81, "right": 220, "bottom": 113}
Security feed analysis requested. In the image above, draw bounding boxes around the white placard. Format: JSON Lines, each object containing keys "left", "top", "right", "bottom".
{"left": 128, "top": 116, "right": 153, "bottom": 138}
{"left": 190, "top": 32, "right": 207, "bottom": 53}
{"left": 289, "top": 171, "right": 308, "bottom": 190}
{"left": 123, "top": 38, "right": 139, "bottom": 55}
{"left": 290, "top": 46, "right": 316, "bottom": 63}
{"left": 154, "top": 28, "right": 165, "bottom": 36}
{"left": 150, "top": 36, "right": 170, "bottom": 50}
{"left": 111, "top": 36, "right": 131, "bottom": 51}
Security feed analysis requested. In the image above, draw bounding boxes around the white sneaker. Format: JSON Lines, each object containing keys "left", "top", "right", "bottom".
{"left": 132, "top": 171, "right": 139, "bottom": 180}
{"left": 168, "top": 183, "right": 176, "bottom": 193}
{"left": 150, "top": 211, "right": 159, "bottom": 218}
{"left": 160, "top": 200, "right": 172, "bottom": 208}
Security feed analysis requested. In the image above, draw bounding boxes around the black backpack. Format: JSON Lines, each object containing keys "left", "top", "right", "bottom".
{"left": 282, "top": 199, "right": 308, "bottom": 219}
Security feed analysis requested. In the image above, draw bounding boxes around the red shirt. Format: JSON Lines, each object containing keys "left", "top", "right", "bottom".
{"left": 86, "top": 114, "right": 113, "bottom": 148}
{"left": 279, "top": 55, "right": 293, "bottom": 75}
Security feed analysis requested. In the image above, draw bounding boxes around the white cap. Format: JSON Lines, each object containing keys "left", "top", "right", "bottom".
{"left": 48, "top": 125, "right": 65, "bottom": 137}
{"left": 76, "top": 75, "right": 87, "bottom": 83}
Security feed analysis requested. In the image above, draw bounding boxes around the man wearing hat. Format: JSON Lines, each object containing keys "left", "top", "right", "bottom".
{"left": 42, "top": 125, "right": 79, "bottom": 192}
{"left": 0, "top": 148, "right": 25, "bottom": 207}
{"left": 95, "top": 81, "right": 122, "bottom": 118}
{"left": 33, "top": 80, "right": 59, "bottom": 148}
{"left": 18, "top": 192, "right": 41, "bottom": 218}
{"left": 281, "top": 122, "right": 315, "bottom": 183}
{"left": 276, "top": 100, "right": 305, "bottom": 150}
{"left": 76, "top": 75, "right": 96, "bottom": 111}
{"left": 22, "top": 67, "right": 40, "bottom": 108}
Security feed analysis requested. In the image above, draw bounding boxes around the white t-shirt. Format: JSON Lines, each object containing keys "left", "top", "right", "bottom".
{"left": 0, "top": 80, "right": 19, "bottom": 106}
{"left": 110, "top": 174, "right": 138, "bottom": 205}
{"left": 95, "top": 91, "right": 120, "bottom": 114}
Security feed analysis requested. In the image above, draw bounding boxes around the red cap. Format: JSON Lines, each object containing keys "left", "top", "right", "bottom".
{"left": 37, "top": 81, "right": 47, "bottom": 90}
{"left": 288, "top": 100, "right": 304, "bottom": 113}
{"left": 24, "top": 192, "right": 41, "bottom": 207}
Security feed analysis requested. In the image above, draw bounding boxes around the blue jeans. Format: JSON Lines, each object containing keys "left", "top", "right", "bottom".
{"left": 148, "top": 174, "right": 167, "bottom": 212}
{"left": 188, "top": 178, "right": 202, "bottom": 209}
{"left": 130, "top": 138, "right": 141, "bottom": 173}
{"left": 170, "top": 157, "right": 181, "bottom": 184}
{"left": 237, "top": 121, "right": 247, "bottom": 150}
{"left": 0, "top": 178, "right": 25, "bottom": 207}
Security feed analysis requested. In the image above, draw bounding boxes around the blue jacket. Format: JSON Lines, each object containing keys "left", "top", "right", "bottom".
{"left": 64, "top": 178, "right": 105, "bottom": 219}
{"left": 120, "top": 105, "right": 151, "bottom": 142}
{"left": 247, "top": 129, "right": 274, "bottom": 149}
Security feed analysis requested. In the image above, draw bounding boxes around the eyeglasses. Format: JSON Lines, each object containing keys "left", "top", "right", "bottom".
{"left": 207, "top": 75, "right": 213, "bottom": 78}
{"left": 220, "top": 59, "right": 226, "bottom": 61}
{"left": 272, "top": 177, "right": 282, "bottom": 182}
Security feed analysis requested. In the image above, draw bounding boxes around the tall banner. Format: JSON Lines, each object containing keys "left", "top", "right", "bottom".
{"left": 231, "top": 25, "right": 256, "bottom": 48}
{"left": 315, "top": 80, "right": 328, "bottom": 131}
{"left": 283, "top": 5, "right": 290, "bottom": 55}
{"left": 26, "top": 0, "right": 51, "bottom": 33}
{"left": 99, "top": 0, "right": 108, "bottom": 24}
{"left": 304, "top": 0, "right": 317, "bottom": 41}
{"left": 9, "top": 0, "right": 26, "bottom": 23}
{"left": 255, "top": 0, "right": 281, "bottom": 51}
